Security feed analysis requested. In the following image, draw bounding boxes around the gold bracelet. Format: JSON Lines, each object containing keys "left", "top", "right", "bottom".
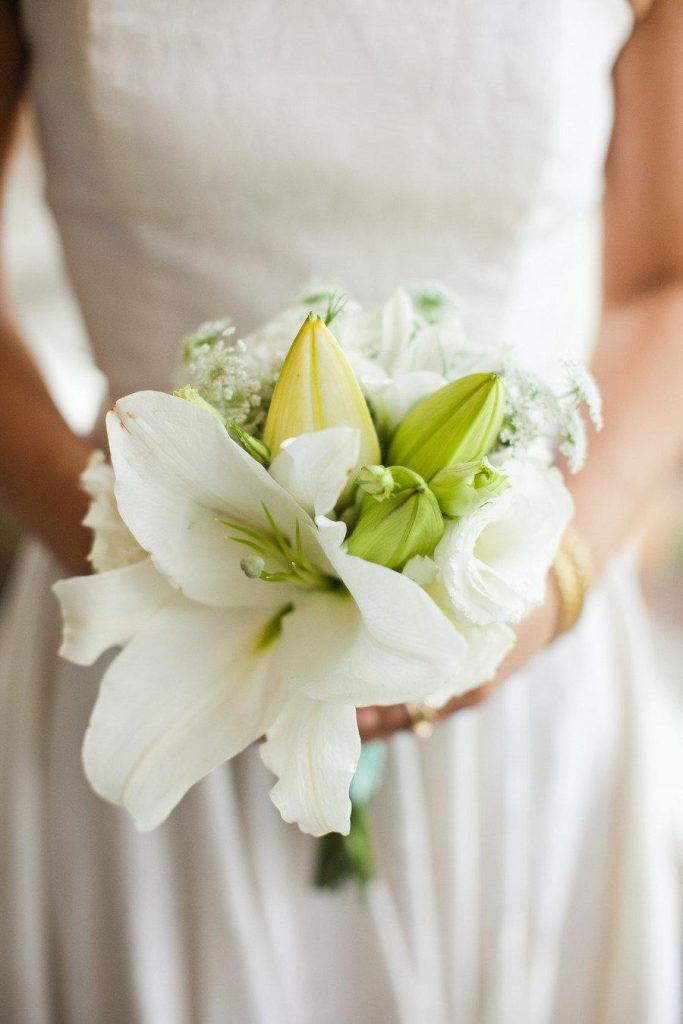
{"left": 405, "top": 704, "right": 439, "bottom": 741}
{"left": 551, "top": 525, "right": 595, "bottom": 637}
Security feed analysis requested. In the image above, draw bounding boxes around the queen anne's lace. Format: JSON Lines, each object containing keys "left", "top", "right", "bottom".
{"left": 561, "top": 358, "right": 604, "bottom": 430}
{"left": 182, "top": 320, "right": 278, "bottom": 434}
{"left": 498, "top": 361, "right": 602, "bottom": 472}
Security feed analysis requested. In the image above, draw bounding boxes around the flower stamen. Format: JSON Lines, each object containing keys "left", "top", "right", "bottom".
{"left": 220, "top": 506, "right": 340, "bottom": 592}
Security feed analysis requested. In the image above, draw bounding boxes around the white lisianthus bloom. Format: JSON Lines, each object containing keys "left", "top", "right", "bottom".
{"left": 55, "top": 454, "right": 176, "bottom": 665}
{"left": 54, "top": 392, "right": 466, "bottom": 837}
{"left": 403, "top": 555, "right": 515, "bottom": 705}
{"left": 433, "top": 457, "right": 573, "bottom": 626}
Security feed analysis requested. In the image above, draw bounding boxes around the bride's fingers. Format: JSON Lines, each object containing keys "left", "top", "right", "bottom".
{"left": 357, "top": 679, "right": 502, "bottom": 741}
{"left": 357, "top": 703, "right": 412, "bottom": 741}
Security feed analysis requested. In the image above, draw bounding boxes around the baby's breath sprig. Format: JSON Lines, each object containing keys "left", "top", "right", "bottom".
{"left": 181, "top": 320, "right": 277, "bottom": 436}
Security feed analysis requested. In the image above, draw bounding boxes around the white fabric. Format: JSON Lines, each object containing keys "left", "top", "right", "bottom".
{"left": 2, "top": 0, "right": 681, "bottom": 1021}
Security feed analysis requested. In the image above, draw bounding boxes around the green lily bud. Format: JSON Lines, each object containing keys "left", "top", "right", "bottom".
{"left": 263, "top": 313, "right": 381, "bottom": 470}
{"left": 225, "top": 420, "right": 271, "bottom": 467}
{"left": 346, "top": 467, "right": 444, "bottom": 570}
{"left": 175, "top": 386, "right": 271, "bottom": 466}
{"left": 387, "top": 373, "right": 505, "bottom": 481}
{"left": 430, "top": 458, "right": 509, "bottom": 518}
{"left": 356, "top": 465, "right": 395, "bottom": 501}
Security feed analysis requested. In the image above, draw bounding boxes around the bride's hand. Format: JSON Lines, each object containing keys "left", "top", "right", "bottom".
{"left": 356, "top": 580, "right": 560, "bottom": 741}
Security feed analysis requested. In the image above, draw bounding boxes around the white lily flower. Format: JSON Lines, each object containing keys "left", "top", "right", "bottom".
{"left": 54, "top": 558, "right": 176, "bottom": 667}
{"left": 56, "top": 392, "right": 466, "bottom": 836}
{"left": 260, "top": 692, "right": 361, "bottom": 837}
{"left": 433, "top": 457, "right": 573, "bottom": 626}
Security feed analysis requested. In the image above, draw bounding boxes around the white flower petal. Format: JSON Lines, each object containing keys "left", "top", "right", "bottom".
{"left": 379, "top": 287, "right": 415, "bottom": 371}
{"left": 83, "top": 598, "right": 286, "bottom": 830}
{"left": 402, "top": 554, "right": 439, "bottom": 587}
{"left": 280, "top": 519, "right": 467, "bottom": 705}
{"left": 260, "top": 693, "right": 360, "bottom": 836}
{"left": 269, "top": 428, "right": 360, "bottom": 516}
{"left": 435, "top": 458, "right": 573, "bottom": 625}
{"left": 425, "top": 619, "right": 515, "bottom": 707}
{"left": 362, "top": 371, "right": 447, "bottom": 436}
{"left": 81, "top": 451, "right": 145, "bottom": 572}
{"left": 107, "top": 391, "right": 314, "bottom": 608}
{"left": 392, "top": 323, "right": 451, "bottom": 376}
{"left": 53, "top": 558, "right": 175, "bottom": 666}
{"left": 403, "top": 557, "right": 516, "bottom": 703}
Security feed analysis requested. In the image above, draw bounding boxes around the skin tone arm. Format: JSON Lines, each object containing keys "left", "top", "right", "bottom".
{"left": 0, "top": 5, "right": 93, "bottom": 575}
{"left": 359, "top": 0, "right": 683, "bottom": 739}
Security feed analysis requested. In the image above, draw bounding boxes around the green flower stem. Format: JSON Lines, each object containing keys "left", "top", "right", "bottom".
{"left": 314, "top": 804, "right": 375, "bottom": 891}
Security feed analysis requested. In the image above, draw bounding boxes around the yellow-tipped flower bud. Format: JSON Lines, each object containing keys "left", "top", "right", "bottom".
{"left": 263, "top": 313, "right": 381, "bottom": 470}
{"left": 387, "top": 373, "right": 505, "bottom": 481}
{"left": 430, "top": 458, "right": 509, "bottom": 518}
{"left": 346, "top": 467, "right": 444, "bottom": 571}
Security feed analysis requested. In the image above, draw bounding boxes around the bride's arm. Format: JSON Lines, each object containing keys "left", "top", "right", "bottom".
{"left": 0, "top": 6, "right": 93, "bottom": 573}
{"left": 359, "top": 0, "right": 683, "bottom": 739}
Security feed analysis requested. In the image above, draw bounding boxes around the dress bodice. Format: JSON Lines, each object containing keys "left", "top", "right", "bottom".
{"left": 21, "top": 0, "right": 632, "bottom": 397}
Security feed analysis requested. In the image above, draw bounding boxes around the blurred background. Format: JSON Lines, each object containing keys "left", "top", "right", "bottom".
{"left": 1, "top": 114, "right": 683, "bottom": 703}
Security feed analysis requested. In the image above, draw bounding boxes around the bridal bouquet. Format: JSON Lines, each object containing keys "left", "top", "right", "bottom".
{"left": 55, "top": 283, "right": 601, "bottom": 881}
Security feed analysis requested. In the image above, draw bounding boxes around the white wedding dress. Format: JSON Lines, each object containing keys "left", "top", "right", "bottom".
{"left": 2, "top": 1, "right": 681, "bottom": 1022}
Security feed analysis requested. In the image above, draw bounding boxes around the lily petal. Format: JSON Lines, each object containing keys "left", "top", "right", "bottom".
{"left": 362, "top": 371, "right": 447, "bottom": 437}
{"left": 280, "top": 518, "right": 467, "bottom": 705}
{"left": 379, "top": 287, "right": 415, "bottom": 371}
{"left": 81, "top": 451, "right": 146, "bottom": 572}
{"left": 269, "top": 427, "right": 360, "bottom": 516}
{"left": 83, "top": 598, "right": 286, "bottom": 830}
{"left": 107, "top": 391, "right": 316, "bottom": 608}
{"left": 260, "top": 693, "right": 360, "bottom": 836}
{"left": 53, "top": 558, "right": 175, "bottom": 666}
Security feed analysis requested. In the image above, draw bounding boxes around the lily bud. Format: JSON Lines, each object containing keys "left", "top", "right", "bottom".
{"left": 225, "top": 421, "right": 271, "bottom": 467}
{"left": 356, "top": 465, "right": 395, "bottom": 501}
{"left": 387, "top": 373, "right": 505, "bottom": 481}
{"left": 346, "top": 467, "right": 444, "bottom": 570}
{"left": 430, "top": 459, "right": 509, "bottom": 518}
{"left": 263, "top": 313, "right": 381, "bottom": 470}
